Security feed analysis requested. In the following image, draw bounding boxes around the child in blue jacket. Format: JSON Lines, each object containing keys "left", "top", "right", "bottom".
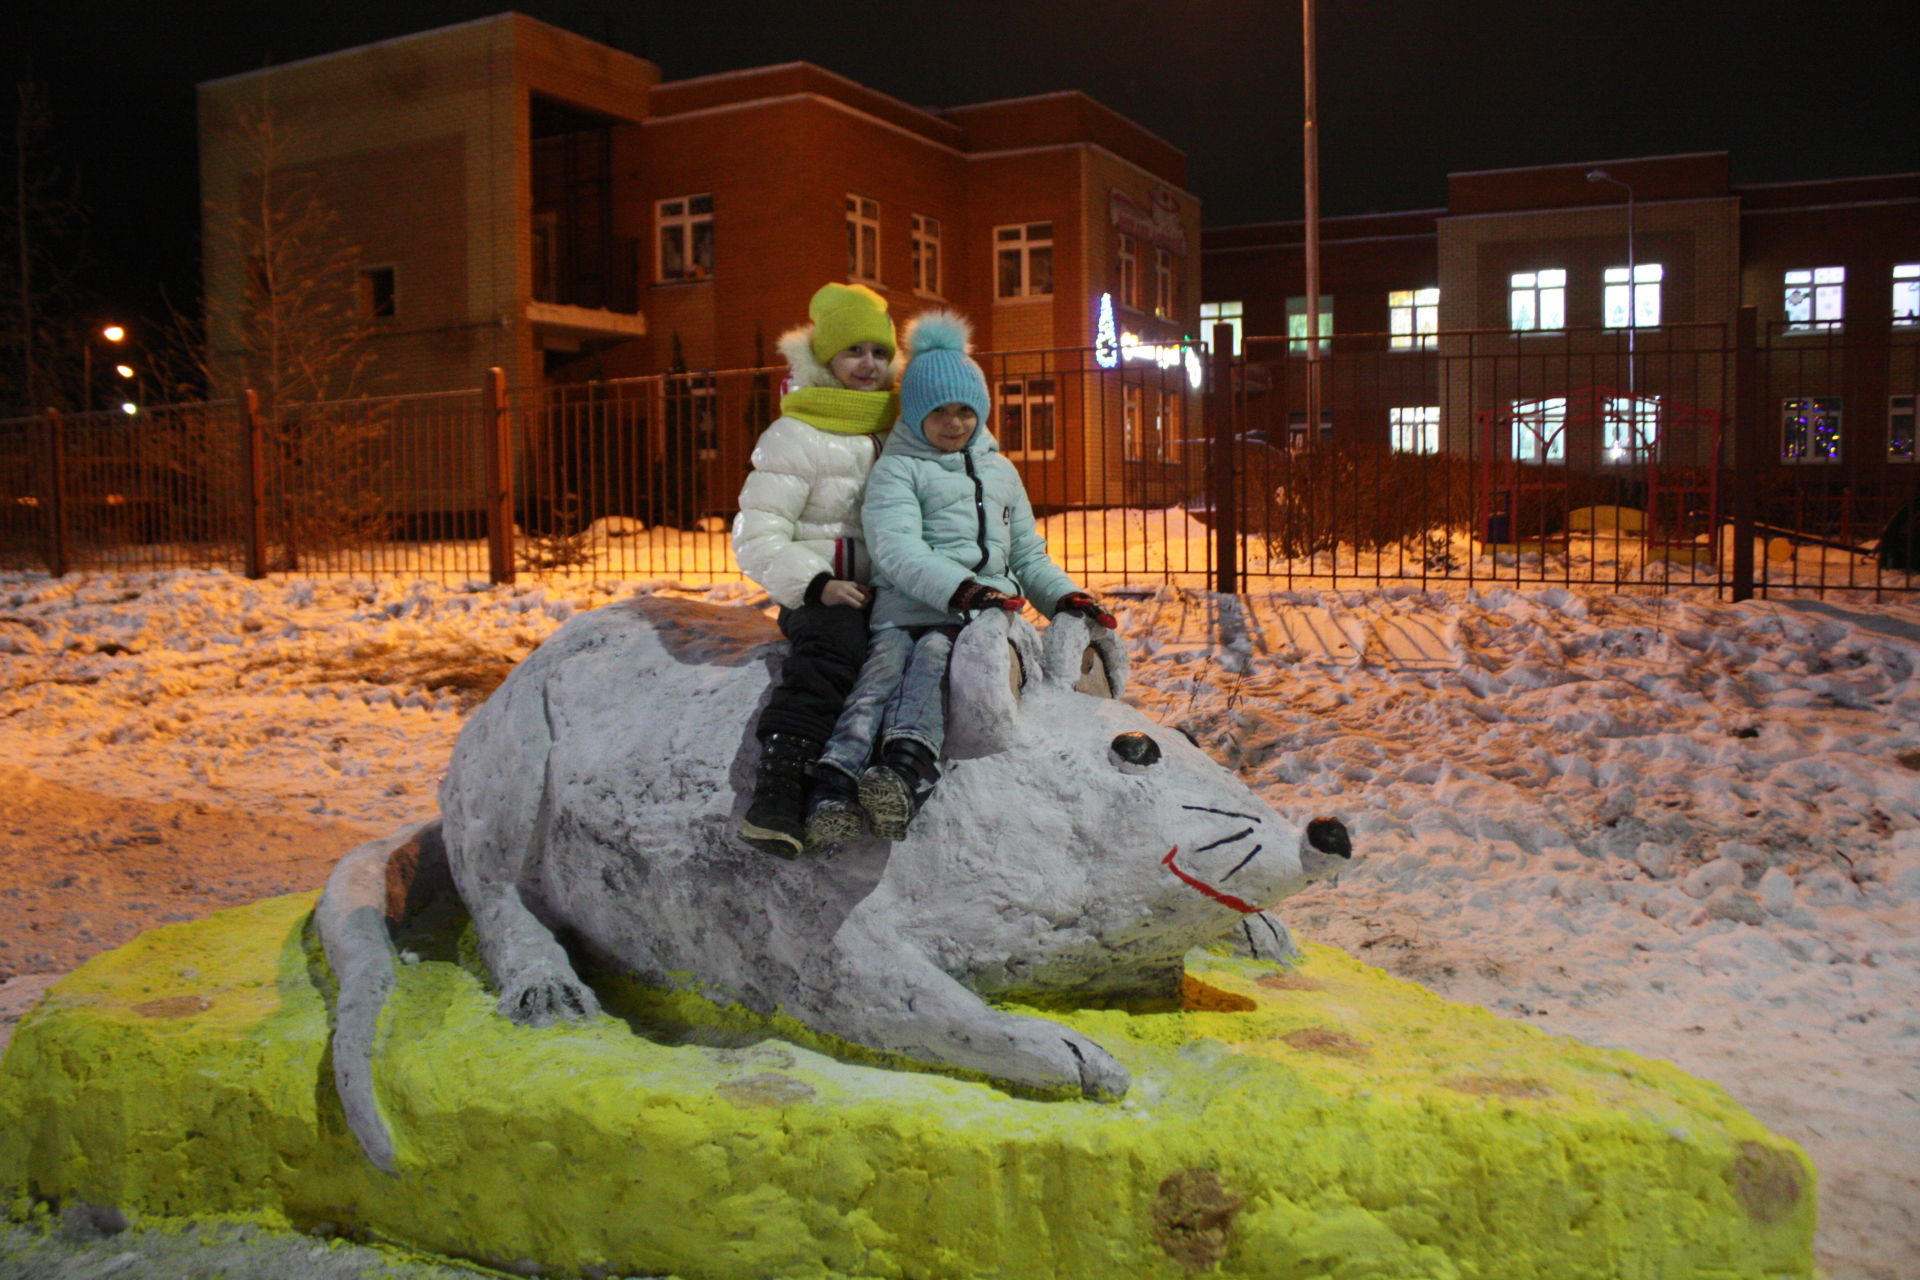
{"left": 808, "top": 311, "right": 1114, "bottom": 841}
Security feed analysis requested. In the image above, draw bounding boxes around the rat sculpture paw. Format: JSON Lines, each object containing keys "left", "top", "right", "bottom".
{"left": 1230, "top": 910, "right": 1305, "bottom": 965}
{"left": 497, "top": 964, "right": 602, "bottom": 1027}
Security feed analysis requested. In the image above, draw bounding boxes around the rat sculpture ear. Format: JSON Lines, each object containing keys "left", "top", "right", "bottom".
{"left": 945, "top": 609, "right": 1042, "bottom": 759}
{"left": 1040, "top": 611, "right": 1129, "bottom": 699}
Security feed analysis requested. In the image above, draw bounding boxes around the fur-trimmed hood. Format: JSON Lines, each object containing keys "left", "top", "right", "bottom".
{"left": 779, "top": 325, "right": 903, "bottom": 391}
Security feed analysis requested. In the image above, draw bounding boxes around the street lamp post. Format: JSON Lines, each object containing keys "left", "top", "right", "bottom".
{"left": 1586, "top": 169, "right": 1637, "bottom": 408}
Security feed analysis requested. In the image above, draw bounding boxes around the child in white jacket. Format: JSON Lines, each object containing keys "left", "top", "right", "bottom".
{"left": 731, "top": 283, "right": 896, "bottom": 857}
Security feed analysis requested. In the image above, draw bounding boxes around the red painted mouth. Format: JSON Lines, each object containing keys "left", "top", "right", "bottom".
{"left": 1162, "top": 846, "right": 1264, "bottom": 915}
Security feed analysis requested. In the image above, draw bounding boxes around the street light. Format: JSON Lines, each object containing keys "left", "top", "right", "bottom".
{"left": 1586, "top": 169, "right": 1637, "bottom": 402}
{"left": 81, "top": 323, "right": 128, "bottom": 414}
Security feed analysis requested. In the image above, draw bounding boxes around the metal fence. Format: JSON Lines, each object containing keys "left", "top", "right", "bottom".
{"left": 4, "top": 309, "right": 1916, "bottom": 598}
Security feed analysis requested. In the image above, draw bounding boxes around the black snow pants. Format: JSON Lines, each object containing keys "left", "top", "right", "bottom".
{"left": 753, "top": 601, "right": 871, "bottom": 744}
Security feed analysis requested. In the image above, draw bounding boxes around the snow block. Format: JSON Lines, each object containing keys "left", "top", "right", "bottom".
{"left": 0, "top": 893, "right": 1814, "bottom": 1279}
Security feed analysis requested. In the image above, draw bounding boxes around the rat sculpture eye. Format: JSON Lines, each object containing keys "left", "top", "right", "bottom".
{"left": 1110, "top": 732, "right": 1161, "bottom": 773}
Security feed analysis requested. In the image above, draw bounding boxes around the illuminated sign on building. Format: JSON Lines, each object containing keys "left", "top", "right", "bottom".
{"left": 1094, "top": 293, "right": 1203, "bottom": 389}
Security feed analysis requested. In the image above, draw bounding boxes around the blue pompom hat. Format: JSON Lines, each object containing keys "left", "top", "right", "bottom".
{"left": 898, "top": 311, "right": 991, "bottom": 441}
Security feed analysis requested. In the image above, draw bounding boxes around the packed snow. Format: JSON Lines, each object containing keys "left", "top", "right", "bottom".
{"left": 2, "top": 550, "right": 1917, "bottom": 1279}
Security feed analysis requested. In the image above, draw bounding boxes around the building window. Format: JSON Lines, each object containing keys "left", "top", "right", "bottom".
{"left": 1510, "top": 270, "right": 1566, "bottom": 332}
{"left": 1286, "top": 295, "right": 1333, "bottom": 355}
{"left": 1389, "top": 406, "right": 1439, "bottom": 454}
{"left": 999, "top": 377, "right": 1057, "bottom": 457}
{"left": 1894, "top": 265, "right": 1919, "bottom": 328}
{"left": 1286, "top": 411, "right": 1332, "bottom": 450}
{"left": 996, "top": 223, "right": 1053, "bottom": 299}
{"left": 910, "top": 214, "right": 941, "bottom": 296}
{"left": 1116, "top": 234, "right": 1138, "bottom": 310}
{"left": 1784, "top": 267, "right": 1844, "bottom": 332}
{"left": 1153, "top": 248, "right": 1175, "bottom": 319}
{"left": 846, "top": 195, "right": 880, "bottom": 283}
{"left": 1602, "top": 395, "right": 1661, "bottom": 463}
{"left": 359, "top": 266, "right": 396, "bottom": 319}
{"left": 1782, "top": 397, "right": 1842, "bottom": 463}
{"left": 1889, "top": 396, "right": 1915, "bottom": 462}
{"left": 657, "top": 195, "right": 713, "bottom": 282}
{"left": 1123, "top": 384, "right": 1150, "bottom": 461}
{"left": 1199, "top": 300, "right": 1243, "bottom": 355}
{"left": 1389, "top": 288, "right": 1438, "bottom": 350}
{"left": 1510, "top": 397, "right": 1567, "bottom": 463}
{"left": 1604, "top": 263, "right": 1663, "bottom": 329}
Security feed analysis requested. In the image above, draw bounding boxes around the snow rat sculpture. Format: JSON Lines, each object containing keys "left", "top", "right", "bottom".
{"left": 318, "top": 596, "right": 1351, "bottom": 1172}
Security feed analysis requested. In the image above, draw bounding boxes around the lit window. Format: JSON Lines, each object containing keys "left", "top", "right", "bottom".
{"left": 1602, "top": 395, "right": 1661, "bottom": 463}
{"left": 1153, "top": 248, "right": 1175, "bottom": 319}
{"left": 1784, "top": 267, "right": 1844, "bottom": 332}
{"left": 1390, "top": 406, "right": 1439, "bottom": 454}
{"left": 1510, "top": 397, "right": 1567, "bottom": 463}
{"left": 1894, "top": 265, "right": 1919, "bottom": 328}
{"left": 1604, "top": 264, "right": 1663, "bottom": 329}
{"left": 998, "top": 378, "right": 1057, "bottom": 457}
{"left": 996, "top": 223, "right": 1054, "bottom": 299}
{"left": 846, "top": 195, "right": 880, "bottom": 283}
{"left": 1510, "top": 270, "right": 1566, "bottom": 332}
{"left": 911, "top": 214, "right": 941, "bottom": 296}
{"left": 1199, "top": 300, "right": 1243, "bottom": 355}
{"left": 1389, "top": 288, "right": 1438, "bottom": 350}
{"left": 359, "top": 266, "right": 396, "bottom": 319}
{"left": 1116, "top": 234, "right": 1138, "bottom": 309}
{"left": 1285, "top": 295, "right": 1333, "bottom": 355}
{"left": 657, "top": 195, "right": 714, "bottom": 282}
{"left": 1782, "top": 397, "right": 1842, "bottom": 463}
{"left": 1889, "top": 395, "right": 1915, "bottom": 463}
{"left": 1123, "top": 384, "right": 1150, "bottom": 461}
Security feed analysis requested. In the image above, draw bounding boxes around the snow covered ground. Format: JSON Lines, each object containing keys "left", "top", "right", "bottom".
{"left": 2, "top": 552, "right": 1917, "bottom": 1279}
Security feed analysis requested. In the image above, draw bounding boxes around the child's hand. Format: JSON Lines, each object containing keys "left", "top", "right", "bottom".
{"left": 821, "top": 580, "right": 871, "bottom": 608}
{"left": 949, "top": 581, "right": 1027, "bottom": 614}
{"left": 1055, "top": 591, "right": 1117, "bottom": 629}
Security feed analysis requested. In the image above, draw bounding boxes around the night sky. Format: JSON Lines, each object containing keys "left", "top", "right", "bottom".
{"left": 14, "top": 0, "right": 1917, "bottom": 334}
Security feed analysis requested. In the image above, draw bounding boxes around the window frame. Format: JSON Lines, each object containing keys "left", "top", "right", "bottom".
{"left": 998, "top": 376, "right": 1058, "bottom": 459}
{"left": 1781, "top": 396, "right": 1843, "bottom": 464}
{"left": 656, "top": 194, "right": 714, "bottom": 283}
{"left": 1601, "top": 394, "right": 1662, "bottom": 464}
{"left": 1603, "top": 263, "right": 1663, "bottom": 329}
{"left": 1893, "top": 264, "right": 1919, "bottom": 329}
{"left": 1116, "top": 233, "right": 1138, "bottom": 310}
{"left": 910, "top": 213, "right": 942, "bottom": 297}
{"left": 1889, "top": 394, "right": 1915, "bottom": 463}
{"left": 1510, "top": 270, "right": 1567, "bottom": 333}
{"left": 1285, "top": 295, "right": 1333, "bottom": 356}
{"left": 1199, "top": 300, "right": 1243, "bottom": 356}
{"left": 995, "top": 222, "right": 1055, "bottom": 301}
{"left": 1388, "top": 288, "right": 1438, "bottom": 350}
{"left": 1784, "top": 267, "right": 1844, "bottom": 333}
{"left": 1510, "top": 396, "right": 1568, "bottom": 463}
{"left": 1389, "top": 405, "right": 1440, "bottom": 454}
{"left": 1153, "top": 247, "right": 1175, "bottom": 319}
{"left": 846, "top": 194, "right": 881, "bottom": 284}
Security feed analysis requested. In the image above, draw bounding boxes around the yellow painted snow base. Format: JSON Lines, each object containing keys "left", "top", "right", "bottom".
{"left": 0, "top": 894, "right": 1814, "bottom": 1280}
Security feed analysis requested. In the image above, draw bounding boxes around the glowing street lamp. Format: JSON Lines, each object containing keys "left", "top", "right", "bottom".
{"left": 82, "top": 323, "right": 128, "bottom": 414}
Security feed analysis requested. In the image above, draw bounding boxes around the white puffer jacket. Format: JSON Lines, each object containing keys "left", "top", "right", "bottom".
{"left": 731, "top": 329, "right": 892, "bottom": 609}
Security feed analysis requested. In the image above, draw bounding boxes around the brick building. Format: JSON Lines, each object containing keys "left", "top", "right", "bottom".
{"left": 197, "top": 14, "right": 1203, "bottom": 516}
{"left": 1202, "top": 153, "right": 1920, "bottom": 485}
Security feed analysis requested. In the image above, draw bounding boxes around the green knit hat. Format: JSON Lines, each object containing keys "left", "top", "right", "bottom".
{"left": 809, "top": 283, "right": 896, "bottom": 365}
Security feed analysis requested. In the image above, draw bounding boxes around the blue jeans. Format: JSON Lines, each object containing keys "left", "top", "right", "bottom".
{"left": 816, "top": 626, "right": 955, "bottom": 781}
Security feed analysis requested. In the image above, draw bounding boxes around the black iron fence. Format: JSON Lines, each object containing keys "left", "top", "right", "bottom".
{"left": 4, "top": 309, "right": 1916, "bottom": 598}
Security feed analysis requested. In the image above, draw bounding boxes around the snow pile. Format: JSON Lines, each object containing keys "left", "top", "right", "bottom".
{"left": 1, "top": 568, "right": 1915, "bottom": 1278}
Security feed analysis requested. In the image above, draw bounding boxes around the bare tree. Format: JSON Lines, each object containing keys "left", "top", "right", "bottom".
{"left": 0, "top": 80, "right": 87, "bottom": 414}
{"left": 196, "top": 82, "right": 387, "bottom": 569}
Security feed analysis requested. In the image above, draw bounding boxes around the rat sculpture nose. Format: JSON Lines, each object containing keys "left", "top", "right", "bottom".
{"left": 1306, "top": 817, "right": 1351, "bottom": 859}
{"left": 1110, "top": 732, "right": 1161, "bottom": 766}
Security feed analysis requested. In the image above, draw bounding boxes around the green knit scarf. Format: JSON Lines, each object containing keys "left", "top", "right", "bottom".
{"left": 780, "top": 386, "right": 898, "bottom": 436}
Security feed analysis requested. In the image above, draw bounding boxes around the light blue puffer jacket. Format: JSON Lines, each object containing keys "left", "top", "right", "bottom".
{"left": 863, "top": 414, "right": 1081, "bottom": 631}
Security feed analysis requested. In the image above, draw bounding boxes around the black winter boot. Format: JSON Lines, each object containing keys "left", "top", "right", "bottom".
{"left": 740, "top": 733, "right": 821, "bottom": 858}
{"left": 858, "top": 739, "right": 939, "bottom": 841}
{"left": 805, "top": 763, "right": 864, "bottom": 849}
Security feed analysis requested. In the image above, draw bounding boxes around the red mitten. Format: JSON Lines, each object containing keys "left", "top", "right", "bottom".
{"left": 1056, "top": 591, "right": 1117, "bottom": 629}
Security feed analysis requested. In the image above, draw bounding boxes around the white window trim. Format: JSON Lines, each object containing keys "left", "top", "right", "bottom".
{"left": 999, "top": 376, "right": 1058, "bottom": 460}
{"left": 995, "top": 222, "right": 1054, "bottom": 302}
{"left": 1603, "top": 264, "right": 1663, "bottom": 330}
{"left": 1601, "top": 395, "right": 1662, "bottom": 464}
{"left": 1116, "top": 234, "right": 1138, "bottom": 311}
{"left": 910, "top": 214, "right": 942, "bottom": 298}
{"left": 1388, "top": 288, "right": 1438, "bottom": 350}
{"left": 1510, "top": 270, "right": 1566, "bottom": 334}
{"left": 1153, "top": 247, "right": 1175, "bottom": 320}
{"left": 1199, "top": 300, "right": 1243, "bottom": 356}
{"left": 1781, "top": 396, "right": 1843, "bottom": 465}
{"left": 1285, "top": 295, "right": 1333, "bottom": 356}
{"left": 846, "top": 194, "right": 881, "bottom": 284}
{"left": 655, "top": 194, "right": 714, "bottom": 283}
{"left": 1784, "top": 267, "right": 1844, "bottom": 334}
{"left": 1510, "top": 397, "right": 1567, "bottom": 463}
{"left": 1389, "top": 405, "right": 1439, "bottom": 454}
{"left": 1892, "top": 264, "right": 1919, "bottom": 329}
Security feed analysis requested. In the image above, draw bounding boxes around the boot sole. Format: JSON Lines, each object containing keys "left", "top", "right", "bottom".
{"left": 858, "top": 768, "right": 914, "bottom": 841}
{"left": 806, "top": 804, "right": 865, "bottom": 849}
{"left": 738, "top": 818, "right": 804, "bottom": 859}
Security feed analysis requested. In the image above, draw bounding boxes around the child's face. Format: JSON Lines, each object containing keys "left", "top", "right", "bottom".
{"left": 922, "top": 403, "right": 979, "bottom": 453}
{"left": 829, "top": 342, "right": 891, "bottom": 391}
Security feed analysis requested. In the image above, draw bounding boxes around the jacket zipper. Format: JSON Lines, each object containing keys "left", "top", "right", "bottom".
{"left": 963, "top": 451, "right": 989, "bottom": 571}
